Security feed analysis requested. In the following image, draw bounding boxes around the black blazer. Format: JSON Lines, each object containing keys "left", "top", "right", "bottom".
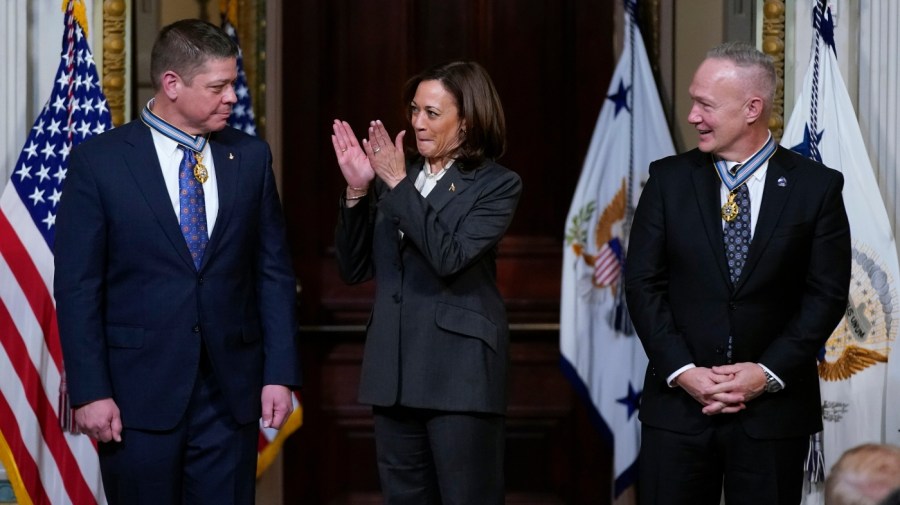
{"left": 55, "top": 120, "right": 301, "bottom": 430}
{"left": 624, "top": 147, "right": 850, "bottom": 438}
{"left": 335, "top": 159, "right": 522, "bottom": 415}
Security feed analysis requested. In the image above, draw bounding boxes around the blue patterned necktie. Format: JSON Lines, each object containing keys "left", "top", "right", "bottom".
{"left": 723, "top": 178, "right": 751, "bottom": 285}
{"left": 179, "top": 146, "right": 208, "bottom": 269}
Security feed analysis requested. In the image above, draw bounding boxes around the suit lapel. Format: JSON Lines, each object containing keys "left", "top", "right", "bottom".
{"left": 425, "top": 164, "right": 474, "bottom": 213}
{"left": 735, "top": 148, "right": 796, "bottom": 292}
{"left": 123, "top": 122, "right": 196, "bottom": 270}
{"left": 691, "top": 152, "right": 732, "bottom": 286}
{"left": 203, "top": 136, "right": 237, "bottom": 267}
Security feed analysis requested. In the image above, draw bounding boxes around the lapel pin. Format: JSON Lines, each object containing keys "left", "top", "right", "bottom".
{"left": 228, "top": 152, "right": 234, "bottom": 160}
{"left": 449, "top": 183, "right": 456, "bottom": 192}
{"left": 777, "top": 176, "right": 787, "bottom": 187}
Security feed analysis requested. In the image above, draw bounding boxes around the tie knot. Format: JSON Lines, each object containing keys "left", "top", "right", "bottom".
{"left": 180, "top": 145, "right": 196, "bottom": 160}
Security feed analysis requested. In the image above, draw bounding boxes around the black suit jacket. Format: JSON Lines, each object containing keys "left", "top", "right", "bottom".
{"left": 55, "top": 120, "right": 301, "bottom": 430}
{"left": 335, "top": 159, "right": 522, "bottom": 415}
{"left": 624, "top": 147, "right": 850, "bottom": 438}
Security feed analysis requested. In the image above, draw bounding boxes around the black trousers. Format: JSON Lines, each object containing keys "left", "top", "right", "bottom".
{"left": 372, "top": 405, "right": 505, "bottom": 505}
{"left": 638, "top": 417, "right": 808, "bottom": 505}
{"left": 98, "top": 361, "right": 258, "bottom": 505}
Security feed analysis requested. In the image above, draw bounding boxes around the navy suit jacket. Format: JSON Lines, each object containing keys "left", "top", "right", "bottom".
{"left": 55, "top": 120, "right": 301, "bottom": 431}
{"left": 624, "top": 147, "right": 850, "bottom": 438}
{"left": 335, "top": 159, "right": 521, "bottom": 415}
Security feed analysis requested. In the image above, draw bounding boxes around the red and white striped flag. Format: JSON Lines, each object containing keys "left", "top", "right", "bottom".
{"left": 0, "top": 1, "right": 109, "bottom": 503}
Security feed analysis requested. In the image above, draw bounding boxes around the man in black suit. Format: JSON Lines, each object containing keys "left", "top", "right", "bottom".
{"left": 55, "top": 19, "right": 300, "bottom": 504}
{"left": 624, "top": 42, "right": 850, "bottom": 504}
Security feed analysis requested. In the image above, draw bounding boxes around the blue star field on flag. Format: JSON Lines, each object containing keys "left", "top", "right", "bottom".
{"left": 10, "top": 10, "right": 112, "bottom": 249}
{"left": 222, "top": 18, "right": 257, "bottom": 136}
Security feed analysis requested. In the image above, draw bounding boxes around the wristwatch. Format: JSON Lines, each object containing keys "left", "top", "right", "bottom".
{"left": 763, "top": 369, "right": 783, "bottom": 393}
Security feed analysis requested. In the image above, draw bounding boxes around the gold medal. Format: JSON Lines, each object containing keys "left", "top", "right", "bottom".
{"left": 193, "top": 152, "right": 209, "bottom": 184}
{"left": 721, "top": 191, "right": 739, "bottom": 222}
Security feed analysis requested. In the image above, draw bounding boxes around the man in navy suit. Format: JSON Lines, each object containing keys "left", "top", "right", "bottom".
{"left": 625, "top": 42, "right": 850, "bottom": 504}
{"left": 54, "top": 19, "right": 300, "bottom": 504}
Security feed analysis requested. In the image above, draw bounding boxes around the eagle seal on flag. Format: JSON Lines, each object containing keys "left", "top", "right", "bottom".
{"left": 566, "top": 178, "right": 628, "bottom": 293}
{"left": 818, "top": 244, "right": 895, "bottom": 382}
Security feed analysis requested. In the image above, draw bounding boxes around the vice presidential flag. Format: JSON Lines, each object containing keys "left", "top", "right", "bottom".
{"left": 782, "top": 1, "right": 900, "bottom": 494}
{"left": 560, "top": 0, "right": 675, "bottom": 498}
{"left": 219, "top": 0, "right": 304, "bottom": 477}
{"left": 0, "top": 1, "right": 111, "bottom": 503}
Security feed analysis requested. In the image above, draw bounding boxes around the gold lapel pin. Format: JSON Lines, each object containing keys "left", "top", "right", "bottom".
{"left": 449, "top": 183, "right": 456, "bottom": 192}
{"left": 228, "top": 152, "right": 234, "bottom": 160}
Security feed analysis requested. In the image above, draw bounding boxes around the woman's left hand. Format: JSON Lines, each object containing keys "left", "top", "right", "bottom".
{"left": 364, "top": 120, "right": 407, "bottom": 189}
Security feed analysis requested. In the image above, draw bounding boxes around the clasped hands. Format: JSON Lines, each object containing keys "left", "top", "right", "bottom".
{"left": 675, "top": 363, "right": 768, "bottom": 415}
{"left": 331, "top": 119, "right": 407, "bottom": 191}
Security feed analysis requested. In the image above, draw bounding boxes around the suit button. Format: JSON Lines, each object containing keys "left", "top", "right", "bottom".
{"left": 192, "top": 325, "right": 201, "bottom": 333}
{"left": 729, "top": 303, "right": 737, "bottom": 310}
{"left": 392, "top": 293, "right": 402, "bottom": 303}
{"left": 392, "top": 217, "right": 401, "bottom": 224}
{"left": 715, "top": 346, "right": 724, "bottom": 354}
{"left": 198, "top": 276, "right": 204, "bottom": 284}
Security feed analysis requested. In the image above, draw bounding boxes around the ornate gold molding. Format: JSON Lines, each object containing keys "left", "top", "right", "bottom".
{"left": 762, "top": 0, "right": 786, "bottom": 140}
{"left": 102, "top": 0, "right": 127, "bottom": 126}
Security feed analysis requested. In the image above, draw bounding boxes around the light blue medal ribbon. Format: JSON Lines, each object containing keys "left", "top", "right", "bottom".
{"left": 140, "top": 99, "right": 210, "bottom": 183}
{"left": 714, "top": 133, "right": 777, "bottom": 222}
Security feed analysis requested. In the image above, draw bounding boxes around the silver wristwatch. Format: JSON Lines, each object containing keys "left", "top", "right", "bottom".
{"left": 763, "top": 369, "right": 783, "bottom": 393}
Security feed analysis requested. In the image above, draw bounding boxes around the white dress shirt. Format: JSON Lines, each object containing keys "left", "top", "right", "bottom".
{"left": 148, "top": 127, "right": 219, "bottom": 235}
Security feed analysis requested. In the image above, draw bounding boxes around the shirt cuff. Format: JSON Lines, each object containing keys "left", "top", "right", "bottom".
{"left": 667, "top": 364, "right": 696, "bottom": 387}
{"left": 758, "top": 363, "right": 785, "bottom": 389}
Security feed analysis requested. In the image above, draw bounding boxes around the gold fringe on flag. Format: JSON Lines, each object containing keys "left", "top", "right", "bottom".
{"left": 0, "top": 430, "right": 36, "bottom": 505}
{"left": 256, "top": 405, "right": 304, "bottom": 478}
{"left": 220, "top": 0, "right": 239, "bottom": 28}
{"left": 60, "top": 0, "right": 89, "bottom": 36}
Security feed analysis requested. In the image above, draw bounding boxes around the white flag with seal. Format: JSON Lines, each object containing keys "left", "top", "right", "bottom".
{"left": 560, "top": 0, "right": 674, "bottom": 498}
{"left": 781, "top": 3, "right": 900, "bottom": 500}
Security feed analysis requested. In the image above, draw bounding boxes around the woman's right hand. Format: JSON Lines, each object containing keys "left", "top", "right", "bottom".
{"left": 331, "top": 120, "right": 375, "bottom": 189}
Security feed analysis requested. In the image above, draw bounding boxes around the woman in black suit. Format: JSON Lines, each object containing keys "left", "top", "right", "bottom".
{"left": 331, "top": 61, "right": 522, "bottom": 505}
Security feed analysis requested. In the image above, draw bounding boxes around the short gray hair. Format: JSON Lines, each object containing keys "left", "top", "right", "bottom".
{"left": 707, "top": 41, "right": 776, "bottom": 116}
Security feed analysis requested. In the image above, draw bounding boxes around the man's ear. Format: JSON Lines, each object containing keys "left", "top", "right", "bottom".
{"left": 746, "top": 96, "right": 764, "bottom": 124}
{"left": 160, "top": 71, "right": 180, "bottom": 100}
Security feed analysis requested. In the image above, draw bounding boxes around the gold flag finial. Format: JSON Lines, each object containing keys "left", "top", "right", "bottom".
{"left": 220, "top": 0, "right": 239, "bottom": 27}
{"left": 61, "top": 0, "right": 89, "bottom": 36}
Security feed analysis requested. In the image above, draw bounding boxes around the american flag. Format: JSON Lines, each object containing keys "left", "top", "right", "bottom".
{"left": 222, "top": 12, "right": 257, "bottom": 136}
{"left": 220, "top": 2, "right": 303, "bottom": 477}
{"left": 0, "top": 1, "right": 110, "bottom": 504}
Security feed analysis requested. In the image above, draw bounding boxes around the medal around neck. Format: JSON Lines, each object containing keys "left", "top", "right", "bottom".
{"left": 713, "top": 134, "right": 777, "bottom": 223}
{"left": 721, "top": 191, "right": 740, "bottom": 222}
{"left": 140, "top": 99, "right": 211, "bottom": 184}
{"left": 193, "top": 152, "right": 209, "bottom": 184}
